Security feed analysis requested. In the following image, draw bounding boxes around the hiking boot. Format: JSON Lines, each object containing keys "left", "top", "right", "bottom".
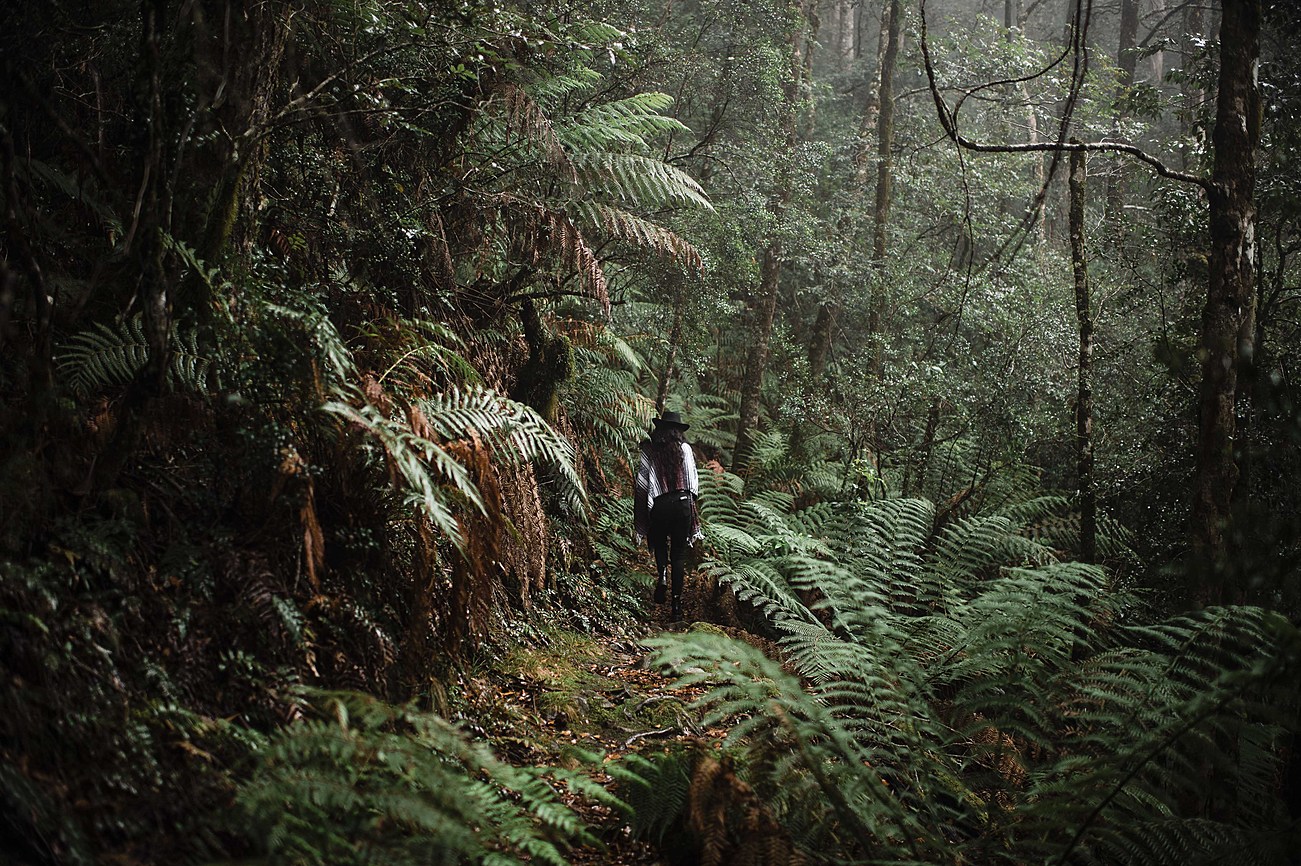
{"left": 653, "top": 568, "right": 667, "bottom": 603}
{"left": 670, "top": 594, "right": 682, "bottom": 620}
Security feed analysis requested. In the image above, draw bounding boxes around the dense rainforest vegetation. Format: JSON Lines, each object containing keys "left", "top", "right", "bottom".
{"left": 2, "top": 0, "right": 1300, "bottom": 863}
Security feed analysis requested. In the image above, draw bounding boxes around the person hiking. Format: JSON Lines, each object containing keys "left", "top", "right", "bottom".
{"left": 633, "top": 410, "right": 702, "bottom": 621}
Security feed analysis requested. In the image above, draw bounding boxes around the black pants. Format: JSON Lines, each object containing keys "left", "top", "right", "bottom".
{"left": 649, "top": 492, "right": 693, "bottom": 596}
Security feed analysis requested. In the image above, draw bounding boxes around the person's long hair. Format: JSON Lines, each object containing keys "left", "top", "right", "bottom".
{"left": 647, "top": 424, "right": 687, "bottom": 487}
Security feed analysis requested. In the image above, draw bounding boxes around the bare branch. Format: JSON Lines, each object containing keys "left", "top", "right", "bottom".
{"left": 918, "top": 0, "right": 1208, "bottom": 191}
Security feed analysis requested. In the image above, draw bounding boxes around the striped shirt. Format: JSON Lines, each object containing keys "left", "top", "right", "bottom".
{"left": 636, "top": 441, "right": 699, "bottom": 503}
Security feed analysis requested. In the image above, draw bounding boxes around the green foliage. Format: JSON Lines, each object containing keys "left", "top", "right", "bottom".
{"left": 653, "top": 489, "right": 1301, "bottom": 864}
{"left": 324, "top": 383, "right": 585, "bottom": 545}
{"left": 607, "top": 749, "right": 693, "bottom": 841}
{"left": 56, "top": 316, "right": 222, "bottom": 396}
{"left": 233, "top": 690, "right": 600, "bottom": 866}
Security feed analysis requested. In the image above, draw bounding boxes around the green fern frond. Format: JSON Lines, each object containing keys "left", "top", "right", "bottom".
{"left": 607, "top": 750, "right": 693, "bottom": 841}
{"left": 419, "top": 385, "right": 586, "bottom": 516}
{"left": 655, "top": 479, "right": 1300, "bottom": 864}
{"left": 572, "top": 152, "right": 712, "bottom": 211}
{"left": 322, "top": 394, "right": 476, "bottom": 545}
{"left": 260, "top": 301, "right": 358, "bottom": 383}
{"left": 57, "top": 317, "right": 222, "bottom": 396}
{"left": 232, "top": 690, "right": 597, "bottom": 866}
{"left": 523, "top": 68, "right": 602, "bottom": 106}
{"left": 558, "top": 92, "right": 688, "bottom": 152}
{"left": 562, "top": 347, "right": 654, "bottom": 458}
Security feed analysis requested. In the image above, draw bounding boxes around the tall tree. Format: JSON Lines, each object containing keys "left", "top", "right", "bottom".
{"left": 807, "top": 0, "right": 902, "bottom": 383}
{"left": 919, "top": 0, "right": 1263, "bottom": 599}
{"left": 733, "top": 5, "right": 807, "bottom": 471}
{"left": 1192, "top": 0, "right": 1261, "bottom": 602}
{"left": 1069, "top": 143, "right": 1097, "bottom": 562}
{"left": 1106, "top": 0, "right": 1141, "bottom": 219}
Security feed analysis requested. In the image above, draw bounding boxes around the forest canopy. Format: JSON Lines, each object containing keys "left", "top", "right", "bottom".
{"left": 1, "top": 0, "right": 1299, "bottom": 864}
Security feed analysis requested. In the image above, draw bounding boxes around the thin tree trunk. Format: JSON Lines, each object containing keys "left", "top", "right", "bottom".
{"left": 904, "top": 397, "right": 941, "bottom": 498}
{"left": 1106, "top": 0, "right": 1140, "bottom": 220}
{"left": 1148, "top": 0, "right": 1166, "bottom": 82}
{"left": 1179, "top": 2, "right": 1206, "bottom": 171}
{"left": 1069, "top": 144, "right": 1096, "bottom": 563}
{"left": 91, "top": 0, "right": 174, "bottom": 492}
{"left": 837, "top": 0, "right": 855, "bottom": 59}
{"left": 1005, "top": 0, "right": 1045, "bottom": 239}
{"left": 808, "top": 0, "right": 898, "bottom": 389}
{"left": 1192, "top": 0, "right": 1260, "bottom": 601}
{"left": 734, "top": 246, "right": 782, "bottom": 470}
{"left": 866, "top": 0, "right": 902, "bottom": 339}
{"left": 733, "top": 6, "right": 807, "bottom": 472}
{"left": 656, "top": 271, "right": 685, "bottom": 414}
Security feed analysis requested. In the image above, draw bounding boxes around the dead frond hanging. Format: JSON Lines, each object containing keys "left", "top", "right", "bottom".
{"left": 499, "top": 81, "right": 576, "bottom": 183}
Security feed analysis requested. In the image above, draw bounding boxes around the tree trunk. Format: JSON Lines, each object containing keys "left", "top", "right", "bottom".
{"left": 1148, "top": 0, "right": 1167, "bottom": 82}
{"left": 1069, "top": 145, "right": 1096, "bottom": 563}
{"left": 837, "top": 0, "right": 855, "bottom": 59}
{"left": 1191, "top": 0, "right": 1261, "bottom": 602}
{"left": 656, "top": 270, "right": 686, "bottom": 414}
{"left": 734, "top": 246, "right": 783, "bottom": 471}
{"left": 866, "top": 0, "right": 902, "bottom": 340}
{"left": 1106, "top": 0, "right": 1140, "bottom": 220}
{"left": 733, "top": 6, "right": 807, "bottom": 472}
{"left": 903, "top": 397, "right": 941, "bottom": 498}
{"left": 806, "top": 0, "right": 900, "bottom": 401}
{"left": 198, "top": 0, "right": 292, "bottom": 264}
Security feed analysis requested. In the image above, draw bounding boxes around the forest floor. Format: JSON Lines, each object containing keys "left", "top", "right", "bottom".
{"left": 458, "top": 582, "right": 734, "bottom": 865}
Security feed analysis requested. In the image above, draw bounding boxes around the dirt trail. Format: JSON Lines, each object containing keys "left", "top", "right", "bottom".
{"left": 460, "top": 593, "right": 723, "bottom": 865}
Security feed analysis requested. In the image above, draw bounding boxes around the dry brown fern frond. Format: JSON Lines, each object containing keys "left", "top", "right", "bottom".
{"left": 500, "top": 201, "right": 610, "bottom": 316}
{"left": 684, "top": 751, "right": 805, "bottom": 866}
{"left": 439, "top": 435, "right": 505, "bottom": 652}
{"left": 499, "top": 81, "right": 576, "bottom": 182}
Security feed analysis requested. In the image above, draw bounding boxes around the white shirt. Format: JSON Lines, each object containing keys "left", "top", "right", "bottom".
{"left": 637, "top": 441, "right": 699, "bottom": 503}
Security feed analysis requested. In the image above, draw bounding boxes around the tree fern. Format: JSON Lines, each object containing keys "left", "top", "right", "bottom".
{"left": 467, "top": 52, "right": 710, "bottom": 311}
{"left": 324, "top": 383, "right": 586, "bottom": 547}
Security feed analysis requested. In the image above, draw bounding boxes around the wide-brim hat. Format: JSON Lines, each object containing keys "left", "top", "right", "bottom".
{"left": 652, "top": 410, "right": 689, "bottom": 431}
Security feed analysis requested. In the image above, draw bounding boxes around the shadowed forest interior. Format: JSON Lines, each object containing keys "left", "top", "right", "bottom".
{"left": 2, "top": 0, "right": 1300, "bottom": 863}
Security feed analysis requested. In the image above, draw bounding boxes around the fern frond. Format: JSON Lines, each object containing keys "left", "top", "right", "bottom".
{"left": 57, "top": 317, "right": 222, "bottom": 396}
{"left": 322, "top": 395, "right": 475, "bottom": 545}
{"left": 572, "top": 152, "right": 713, "bottom": 211}
{"left": 653, "top": 478, "right": 1300, "bottom": 865}
{"left": 501, "top": 203, "right": 610, "bottom": 315}
{"left": 523, "top": 68, "right": 602, "bottom": 106}
{"left": 418, "top": 385, "right": 586, "bottom": 517}
{"left": 233, "top": 689, "right": 597, "bottom": 866}
{"left": 558, "top": 92, "right": 689, "bottom": 152}
{"left": 499, "top": 81, "right": 576, "bottom": 181}
{"left": 571, "top": 201, "right": 702, "bottom": 269}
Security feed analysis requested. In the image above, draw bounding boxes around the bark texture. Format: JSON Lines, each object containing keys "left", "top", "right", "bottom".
{"left": 1192, "top": 0, "right": 1261, "bottom": 600}
{"left": 1069, "top": 145, "right": 1096, "bottom": 563}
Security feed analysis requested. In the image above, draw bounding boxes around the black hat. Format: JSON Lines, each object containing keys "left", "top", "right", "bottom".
{"left": 652, "top": 410, "right": 689, "bottom": 430}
